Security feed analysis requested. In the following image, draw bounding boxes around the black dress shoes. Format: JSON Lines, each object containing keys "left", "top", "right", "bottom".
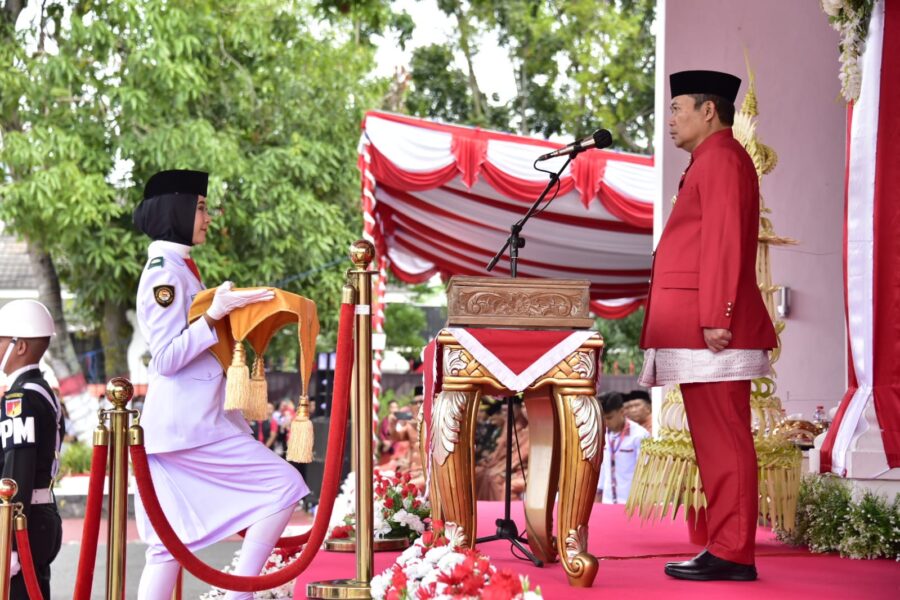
{"left": 664, "top": 550, "right": 758, "bottom": 581}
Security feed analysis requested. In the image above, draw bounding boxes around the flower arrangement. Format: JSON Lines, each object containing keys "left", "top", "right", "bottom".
{"left": 328, "top": 468, "right": 431, "bottom": 542}
{"left": 371, "top": 520, "right": 542, "bottom": 600}
{"left": 820, "top": 0, "right": 875, "bottom": 102}
{"left": 775, "top": 475, "right": 900, "bottom": 560}
{"left": 199, "top": 527, "right": 305, "bottom": 599}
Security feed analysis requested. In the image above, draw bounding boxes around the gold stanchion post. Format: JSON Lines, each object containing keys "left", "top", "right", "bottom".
{"left": 0, "top": 478, "right": 18, "bottom": 600}
{"left": 308, "top": 240, "right": 377, "bottom": 599}
{"left": 105, "top": 377, "right": 135, "bottom": 600}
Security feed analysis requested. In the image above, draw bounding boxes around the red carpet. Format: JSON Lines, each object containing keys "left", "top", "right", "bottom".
{"left": 293, "top": 501, "right": 899, "bottom": 599}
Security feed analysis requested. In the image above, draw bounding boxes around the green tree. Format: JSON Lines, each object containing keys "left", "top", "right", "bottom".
{"left": 416, "top": 0, "right": 656, "bottom": 151}
{"left": 1, "top": 0, "right": 383, "bottom": 378}
{"left": 383, "top": 302, "right": 427, "bottom": 360}
{"left": 596, "top": 307, "right": 645, "bottom": 374}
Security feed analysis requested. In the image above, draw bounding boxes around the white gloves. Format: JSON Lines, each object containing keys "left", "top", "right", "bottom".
{"left": 207, "top": 281, "right": 275, "bottom": 321}
{"left": 10, "top": 550, "right": 19, "bottom": 577}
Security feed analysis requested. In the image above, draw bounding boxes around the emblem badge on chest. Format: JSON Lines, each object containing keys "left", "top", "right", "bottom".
{"left": 5, "top": 399, "right": 21, "bottom": 418}
{"left": 154, "top": 285, "right": 175, "bottom": 307}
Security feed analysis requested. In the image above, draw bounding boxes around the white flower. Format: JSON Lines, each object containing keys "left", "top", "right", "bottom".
{"left": 435, "top": 550, "right": 467, "bottom": 572}
{"left": 821, "top": 0, "right": 844, "bottom": 18}
{"left": 393, "top": 509, "right": 425, "bottom": 534}
{"left": 370, "top": 572, "right": 390, "bottom": 599}
{"left": 423, "top": 544, "right": 454, "bottom": 565}
{"left": 443, "top": 522, "right": 467, "bottom": 549}
{"left": 373, "top": 501, "right": 393, "bottom": 538}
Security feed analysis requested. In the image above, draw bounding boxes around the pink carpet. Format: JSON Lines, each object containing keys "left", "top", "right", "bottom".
{"left": 293, "top": 501, "right": 899, "bottom": 599}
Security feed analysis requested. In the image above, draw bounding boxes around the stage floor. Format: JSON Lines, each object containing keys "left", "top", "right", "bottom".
{"left": 294, "top": 501, "right": 899, "bottom": 599}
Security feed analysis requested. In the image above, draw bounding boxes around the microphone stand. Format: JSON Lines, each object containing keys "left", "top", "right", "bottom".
{"left": 479, "top": 151, "right": 578, "bottom": 566}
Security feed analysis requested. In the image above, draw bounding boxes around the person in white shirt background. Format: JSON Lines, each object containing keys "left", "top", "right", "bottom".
{"left": 597, "top": 391, "right": 650, "bottom": 504}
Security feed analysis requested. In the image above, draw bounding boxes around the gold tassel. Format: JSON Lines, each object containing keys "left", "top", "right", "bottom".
{"left": 224, "top": 341, "right": 251, "bottom": 413}
{"left": 245, "top": 355, "right": 269, "bottom": 421}
{"left": 286, "top": 395, "right": 314, "bottom": 463}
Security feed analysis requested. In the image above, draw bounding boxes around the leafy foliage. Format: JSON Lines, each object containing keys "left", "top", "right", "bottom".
{"left": 384, "top": 302, "right": 428, "bottom": 360}
{"left": 596, "top": 307, "right": 645, "bottom": 374}
{"left": 1, "top": 1, "right": 384, "bottom": 370}
{"left": 58, "top": 441, "right": 93, "bottom": 478}
{"left": 407, "top": 0, "right": 656, "bottom": 151}
{"left": 776, "top": 475, "right": 900, "bottom": 560}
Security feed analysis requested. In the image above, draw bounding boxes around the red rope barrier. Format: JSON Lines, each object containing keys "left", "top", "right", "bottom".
{"left": 130, "top": 302, "right": 355, "bottom": 592}
{"left": 73, "top": 442, "right": 109, "bottom": 600}
{"left": 15, "top": 526, "right": 44, "bottom": 600}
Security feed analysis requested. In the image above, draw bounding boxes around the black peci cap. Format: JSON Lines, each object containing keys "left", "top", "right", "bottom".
{"left": 143, "top": 169, "right": 208, "bottom": 200}
{"left": 670, "top": 70, "right": 741, "bottom": 103}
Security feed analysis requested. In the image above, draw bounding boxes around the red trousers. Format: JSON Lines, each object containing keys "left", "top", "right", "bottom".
{"left": 680, "top": 380, "right": 757, "bottom": 565}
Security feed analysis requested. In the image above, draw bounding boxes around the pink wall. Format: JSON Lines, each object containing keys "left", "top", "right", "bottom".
{"left": 656, "top": 0, "right": 847, "bottom": 419}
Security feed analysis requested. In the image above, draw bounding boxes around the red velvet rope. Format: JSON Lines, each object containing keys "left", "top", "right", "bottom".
{"left": 130, "top": 302, "right": 355, "bottom": 592}
{"left": 73, "top": 442, "right": 109, "bottom": 600}
{"left": 15, "top": 527, "right": 44, "bottom": 600}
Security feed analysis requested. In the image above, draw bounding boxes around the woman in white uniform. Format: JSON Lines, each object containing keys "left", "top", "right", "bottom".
{"left": 132, "top": 170, "right": 309, "bottom": 599}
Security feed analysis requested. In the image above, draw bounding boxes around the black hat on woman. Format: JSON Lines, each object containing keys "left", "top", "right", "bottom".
{"left": 133, "top": 169, "right": 208, "bottom": 246}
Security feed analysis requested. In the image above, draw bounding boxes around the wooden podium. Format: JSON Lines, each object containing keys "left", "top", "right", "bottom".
{"left": 425, "top": 277, "right": 604, "bottom": 587}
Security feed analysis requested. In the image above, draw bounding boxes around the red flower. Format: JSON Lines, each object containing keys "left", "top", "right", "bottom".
{"left": 386, "top": 589, "right": 403, "bottom": 600}
{"left": 482, "top": 571, "right": 523, "bottom": 600}
{"left": 390, "top": 565, "right": 408, "bottom": 590}
{"left": 421, "top": 530, "right": 434, "bottom": 546}
{"left": 330, "top": 525, "right": 353, "bottom": 539}
{"left": 385, "top": 496, "right": 395, "bottom": 509}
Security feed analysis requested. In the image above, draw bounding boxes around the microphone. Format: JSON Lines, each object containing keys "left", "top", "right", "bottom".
{"left": 536, "top": 129, "right": 613, "bottom": 161}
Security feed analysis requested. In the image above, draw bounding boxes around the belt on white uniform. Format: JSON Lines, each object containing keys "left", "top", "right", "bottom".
{"left": 31, "top": 488, "right": 53, "bottom": 505}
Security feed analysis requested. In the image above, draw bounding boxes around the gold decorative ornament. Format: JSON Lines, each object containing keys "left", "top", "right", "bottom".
{"left": 0, "top": 478, "right": 18, "bottom": 598}
{"left": 447, "top": 276, "right": 593, "bottom": 329}
{"left": 428, "top": 328, "right": 605, "bottom": 587}
{"left": 105, "top": 377, "right": 136, "bottom": 599}
{"left": 307, "top": 240, "right": 377, "bottom": 599}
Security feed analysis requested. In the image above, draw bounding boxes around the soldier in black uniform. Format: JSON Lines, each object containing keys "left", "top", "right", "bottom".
{"left": 0, "top": 300, "right": 63, "bottom": 599}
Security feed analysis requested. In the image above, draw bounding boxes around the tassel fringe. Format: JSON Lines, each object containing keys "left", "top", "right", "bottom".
{"left": 224, "top": 341, "right": 251, "bottom": 415}
{"left": 287, "top": 396, "right": 314, "bottom": 463}
{"left": 245, "top": 355, "right": 269, "bottom": 422}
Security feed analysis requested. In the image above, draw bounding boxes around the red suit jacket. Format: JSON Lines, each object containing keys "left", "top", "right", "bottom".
{"left": 640, "top": 129, "right": 777, "bottom": 350}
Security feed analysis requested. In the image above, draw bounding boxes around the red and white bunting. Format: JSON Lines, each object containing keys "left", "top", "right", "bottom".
{"left": 820, "top": 0, "right": 900, "bottom": 474}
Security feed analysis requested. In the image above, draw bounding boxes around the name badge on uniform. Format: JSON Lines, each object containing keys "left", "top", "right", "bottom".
{"left": 154, "top": 285, "right": 175, "bottom": 307}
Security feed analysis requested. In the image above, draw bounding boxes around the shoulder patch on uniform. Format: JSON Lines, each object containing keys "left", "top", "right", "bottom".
{"left": 5, "top": 398, "right": 22, "bottom": 418}
{"left": 154, "top": 285, "right": 175, "bottom": 307}
{"left": 147, "top": 256, "right": 165, "bottom": 270}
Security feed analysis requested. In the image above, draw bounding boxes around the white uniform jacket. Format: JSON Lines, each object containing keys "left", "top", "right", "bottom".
{"left": 136, "top": 241, "right": 247, "bottom": 454}
{"left": 598, "top": 418, "right": 650, "bottom": 505}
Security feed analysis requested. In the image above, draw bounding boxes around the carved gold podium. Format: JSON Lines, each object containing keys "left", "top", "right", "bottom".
{"left": 426, "top": 277, "right": 604, "bottom": 587}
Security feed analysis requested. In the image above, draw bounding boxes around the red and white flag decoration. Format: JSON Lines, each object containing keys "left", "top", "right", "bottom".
{"left": 357, "top": 111, "right": 655, "bottom": 322}
{"left": 820, "top": 0, "right": 900, "bottom": 475}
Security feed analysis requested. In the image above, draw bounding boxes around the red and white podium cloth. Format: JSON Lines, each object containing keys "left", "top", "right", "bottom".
{"left": 357, "top": 111, "right": 653, "bottom": 320}
{"left": 421, "top": 328, "right": 598, "bottom": 426}
{"left": 820, "top": 0, "right": 900, "bottom": 474}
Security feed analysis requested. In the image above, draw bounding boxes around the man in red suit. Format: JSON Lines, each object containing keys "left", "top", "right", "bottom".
{"left": 639, "top": 70, "right": 778, "bottom": 582}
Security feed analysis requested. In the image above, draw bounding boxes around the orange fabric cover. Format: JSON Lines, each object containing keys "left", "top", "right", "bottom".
{"left": 188, "top": 288, "right": 319, "bottom": 394}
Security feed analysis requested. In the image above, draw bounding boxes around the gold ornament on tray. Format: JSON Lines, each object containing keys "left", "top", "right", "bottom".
{"left": 626, "top": 58, "right": 802, "bottom": 533}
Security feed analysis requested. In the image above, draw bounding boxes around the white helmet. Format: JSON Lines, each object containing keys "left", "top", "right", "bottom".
{"left": 0, "top": 300, "right": 56, "bottom": 338}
